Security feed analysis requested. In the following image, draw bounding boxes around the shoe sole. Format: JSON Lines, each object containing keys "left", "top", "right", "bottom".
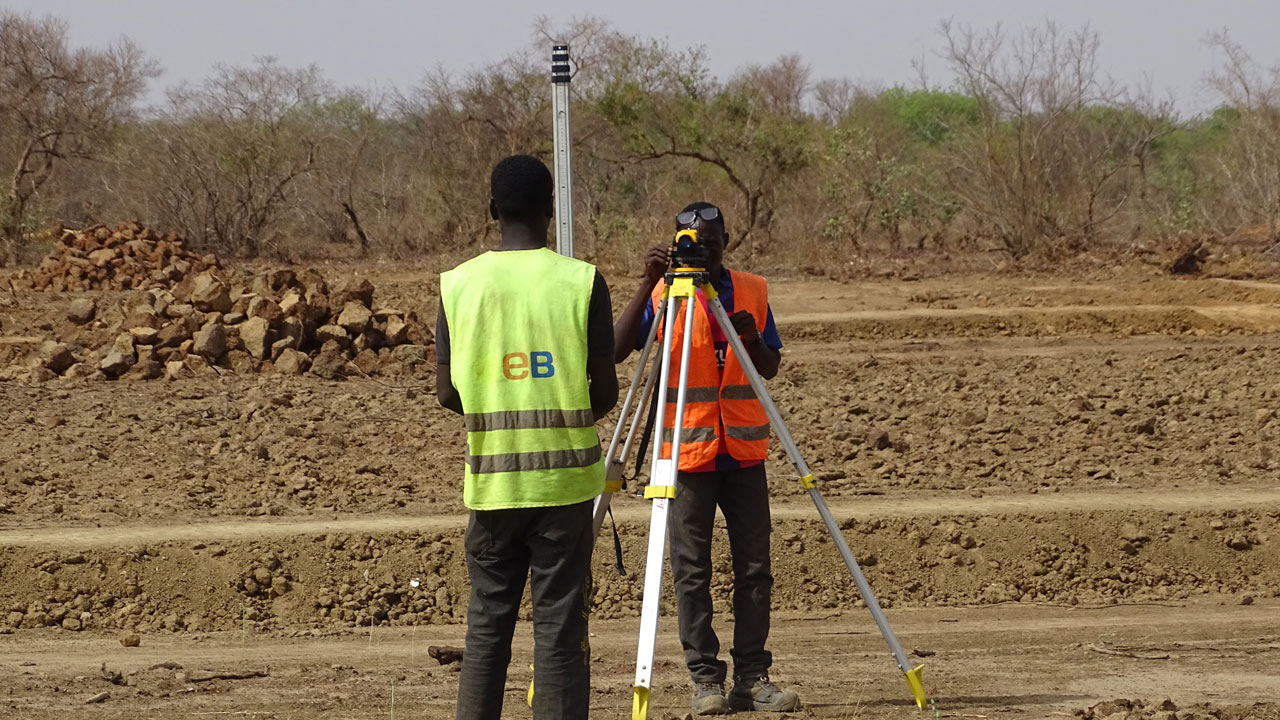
{"left": 693, "top": 700, "right": 732, "bottom": 716}
{"left": 727, "top": 696, "right": 801, "bottom": 712}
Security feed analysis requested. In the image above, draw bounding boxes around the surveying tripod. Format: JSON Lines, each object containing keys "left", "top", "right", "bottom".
{"left": 592, "top": 260, "right": 927, "bottom": 719}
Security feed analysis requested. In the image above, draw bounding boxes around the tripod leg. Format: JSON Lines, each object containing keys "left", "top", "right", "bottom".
{"left": 594, "top": 296, "right": 666, "bottom": 537}
{"left": 632, "top": 291, "right": 697, "bottom": 720}
{"left": 704, "top": 295, "right": 927, "bottom": 711}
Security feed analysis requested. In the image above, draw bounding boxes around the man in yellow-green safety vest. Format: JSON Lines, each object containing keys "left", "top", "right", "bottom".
{"left": 437, "top": 154, "right": 618, "bottom": 720}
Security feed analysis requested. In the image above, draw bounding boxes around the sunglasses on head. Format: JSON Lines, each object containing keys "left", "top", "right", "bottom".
{"left": 676, "top": 207, "right": 720, "bottom": 227}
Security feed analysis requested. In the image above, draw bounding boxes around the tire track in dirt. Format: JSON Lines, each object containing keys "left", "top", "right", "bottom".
{"left": 5, "top": 487, "right": 1278, "bottom": 548}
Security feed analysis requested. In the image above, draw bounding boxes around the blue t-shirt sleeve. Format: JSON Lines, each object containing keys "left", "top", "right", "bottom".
{"left": 762, "top": 305, "right": 782, "bottom": 350}
{"left": 635, "top": 300, "right": 656, "bottom": 350}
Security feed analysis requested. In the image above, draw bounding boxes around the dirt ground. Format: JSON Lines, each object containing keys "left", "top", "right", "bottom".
{"left": 2, "top": 263, "right": 1279, "bottom": 719}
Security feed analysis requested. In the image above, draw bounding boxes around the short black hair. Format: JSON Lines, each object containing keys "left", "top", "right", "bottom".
{"left": 678, "top": 201, "right": 726, "bottom": 233}
{"left": 490, "top": 154, "right": 554, "bottom": 221}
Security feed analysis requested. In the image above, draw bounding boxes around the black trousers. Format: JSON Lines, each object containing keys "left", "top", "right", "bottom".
{"left": 668, "top": 464, "right": 774, "bottom": 684}
{"left": 456, "top": 499, "right": 594, "bottom": 720}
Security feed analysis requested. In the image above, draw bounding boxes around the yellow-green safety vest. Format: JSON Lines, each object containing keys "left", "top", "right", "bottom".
{"left": 440, "top": 247, "right": 604, "bottom": 510}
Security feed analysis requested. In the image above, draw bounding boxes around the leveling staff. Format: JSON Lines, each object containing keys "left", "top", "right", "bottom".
{"left": 437, "top": 154, "right": 618, "bottom": 720}
{"left": 613, "top": 202, "right": 800, "bottom": 715}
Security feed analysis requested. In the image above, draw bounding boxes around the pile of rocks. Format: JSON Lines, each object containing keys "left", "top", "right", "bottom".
{"left": 18, "top": 222, "right": 220, "bottom": 292}
{"left": 18, "top": 268, "right": 431, "bottom": 381}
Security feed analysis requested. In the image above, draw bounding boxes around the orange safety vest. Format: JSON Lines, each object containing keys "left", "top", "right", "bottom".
{"left": 650, "top": 270, "right": 772, "bottom": 471}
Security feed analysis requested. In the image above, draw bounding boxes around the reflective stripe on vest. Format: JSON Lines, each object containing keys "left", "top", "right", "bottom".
{"left": 441, "top": 248, "right": 604, "bottom": 509}
{"left": 650, "top": 270, "right": 772, "bottom": 471}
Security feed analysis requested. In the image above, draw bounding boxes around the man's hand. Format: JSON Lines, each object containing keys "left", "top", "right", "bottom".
{"left": 643, "top": 245, "right": 671, "bottom": 285}
{"left": 729, "top": 310, "right": 761, "bottom": 345}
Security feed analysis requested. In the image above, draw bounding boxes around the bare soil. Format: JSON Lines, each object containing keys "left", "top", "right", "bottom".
{"left": 2, "top": 266, "right": 1279, "bottom": 718}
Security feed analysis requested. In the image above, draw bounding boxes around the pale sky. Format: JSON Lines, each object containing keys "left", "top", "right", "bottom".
{"left": 9, "top": 0, "right": 1280, "bottom": 115}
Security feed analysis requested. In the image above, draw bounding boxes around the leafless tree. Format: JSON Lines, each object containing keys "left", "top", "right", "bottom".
{"left": 939, "top": 20, "right": 1158, "bottom": 256}
{"left": 1204, "top": 31, "right": 1280, "bottom": 243}
{"left": 128, "top": 57, "right": 328, "bottom": 256}
{"left": 0, "top": 11, "right": 157, "bottom": 263}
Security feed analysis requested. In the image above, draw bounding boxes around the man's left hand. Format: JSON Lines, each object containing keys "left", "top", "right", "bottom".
{"left": 729, "top": 310, "right": 761, "bottom": 346}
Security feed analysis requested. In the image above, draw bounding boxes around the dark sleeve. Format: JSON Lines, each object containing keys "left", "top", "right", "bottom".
{"left": 435, "top": 303, "right": 450, "bottom": 365}
{"left": 587, "top": 271, "right": 614, "bottom": 357}
{"left": 762, "top": 304, "right": 782, "bottom": 350}
{"left": 635, "top": 298, "right": 656, "bottom": 350}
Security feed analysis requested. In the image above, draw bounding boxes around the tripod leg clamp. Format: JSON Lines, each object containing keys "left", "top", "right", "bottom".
{"left": 643, "top": 485, "right": 676, "bottom": 500}
{"left": 604, "top": 480, "right": 623, "bottom": 493}
{"left": 799, "top": 474, "right": 816, "bottom": 489}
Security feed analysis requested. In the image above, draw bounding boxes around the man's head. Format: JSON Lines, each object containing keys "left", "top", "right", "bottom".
{"left": 676, "top": 201, "right": 728, "bottom": 271}
{"left": 489, "top": 154, "right": 554, "bottom": 226}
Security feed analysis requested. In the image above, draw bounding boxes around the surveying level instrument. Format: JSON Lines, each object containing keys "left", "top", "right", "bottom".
{"left": 595, "top": 228, "right": 927, "bottom": 719}
{"left": 551, "top": 43, "right": 575, "bottom": 258}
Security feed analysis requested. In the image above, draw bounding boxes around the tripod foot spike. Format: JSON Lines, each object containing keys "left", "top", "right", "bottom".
{"left": 904, "top": 664, "right": 926, "bottom": 710}
{"left": 632, "top": 686, "right": 650, "bottom": 720}
{"left": 526, "top": 663, "right": 535, "bottom": 707}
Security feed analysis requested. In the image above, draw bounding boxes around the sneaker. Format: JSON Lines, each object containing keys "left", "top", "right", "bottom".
{"left": 691, "top": 681, "right": 731, "bottom": 715}
{"left": 727, "top": 675, "right": 800, "bottom": 712}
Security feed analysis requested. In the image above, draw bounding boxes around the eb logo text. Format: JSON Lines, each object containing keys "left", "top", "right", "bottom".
{"left": 503, "top": 351, "right": 555, "bottom": 380}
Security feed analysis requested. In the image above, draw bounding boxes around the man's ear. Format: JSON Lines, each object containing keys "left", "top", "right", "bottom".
{"left": 544, "top": 194, "right": 555, "bottom": 221}
{"left": 489, "top": 198, "right": 499, "bottom": 221}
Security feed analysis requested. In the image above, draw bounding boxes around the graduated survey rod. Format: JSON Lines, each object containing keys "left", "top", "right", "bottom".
{"left": 551, "top": 44, "right": 575, "bottom": 257}
{"left": 704, "top": 289, "right": 928, "bottom": 711}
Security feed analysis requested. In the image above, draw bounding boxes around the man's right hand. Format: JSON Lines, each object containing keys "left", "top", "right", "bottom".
{"left": 643, "top": 245, "right": 671, "bottom": 285}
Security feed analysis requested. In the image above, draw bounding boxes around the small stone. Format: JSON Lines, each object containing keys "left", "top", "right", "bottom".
{"left": 99, "top": 345, "right": 135, "bottom": 378}
{"left": 164, "top": 360, "right": 188, "bottom": 381}
{"left": 184, "top": 354, "right": 215, "bottom": 376}
{"left": 225, "top": 349, "right": 258, "bottom": 374}
{"left": 391, "top": 344, "right": 428, "bottom": 366}
{"left": 190, "top": 271, "right": 232, "bottom": 313}
{"left": 279, "top": 316, "right": 303, "bottom": 346}
{"left": 331, "top": 277, "right": 374, "bottom": 309}
{"left": 38, "top": 341, "right": 76, "bottom": 374}
{"left": 315, "top": 324, "right": 349, "bottom": 346}
{"left": 275, "top": 348, "right": 311, "bottom": 375}
{"left": 165, "top": 303, "right": 194, "bottom": 319}
{"left": 129, "top": 326, "right": 159, "bottom": 345}
{"left": 352, "top": 348, "right": 380, "bottom": 376}
{"left": 61, "top": 616, "right": 82, "bottom": 631}
{"left": 310, "top": 349, "right": 347, "bottom": 380}
{"left": 64, "top": 363, "right": 97, "bottom": 379}
{"left": 337, "top": 302, "right": 374, "bottom": 335}
{"left": 1068, "top": 396, "right": 1094, "bottom": 412}
{"left": 239, "top": 316, "right": 274, "bottom": 360}
{"left": 155, "top": 323, "right": 190, "bottom": 349}
{"left": 193, "top": 323, "right": 228, "bottom": 360}
{"left": 866, "top": 429, "right": 891, "bottom": 450}
{"left": 1224, "top": 534, "right": 1252, "bottom": 551}
{"left": 279, "top": 290, "right": 304, "bottom": 316}
{"left": 67, "top": 298, "right": 96, "bottom": 324}
{"left": 384, "top": 318, "right": 409, "bottom": 345}
{"left": 121, "top": 633, "right": 141, "bottom": 647}
{"left": 1126, "top": 417, "right": 1157, "bottom": 435}
{"left": 248, "top": 296, "right": 284, "bottom": 323}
